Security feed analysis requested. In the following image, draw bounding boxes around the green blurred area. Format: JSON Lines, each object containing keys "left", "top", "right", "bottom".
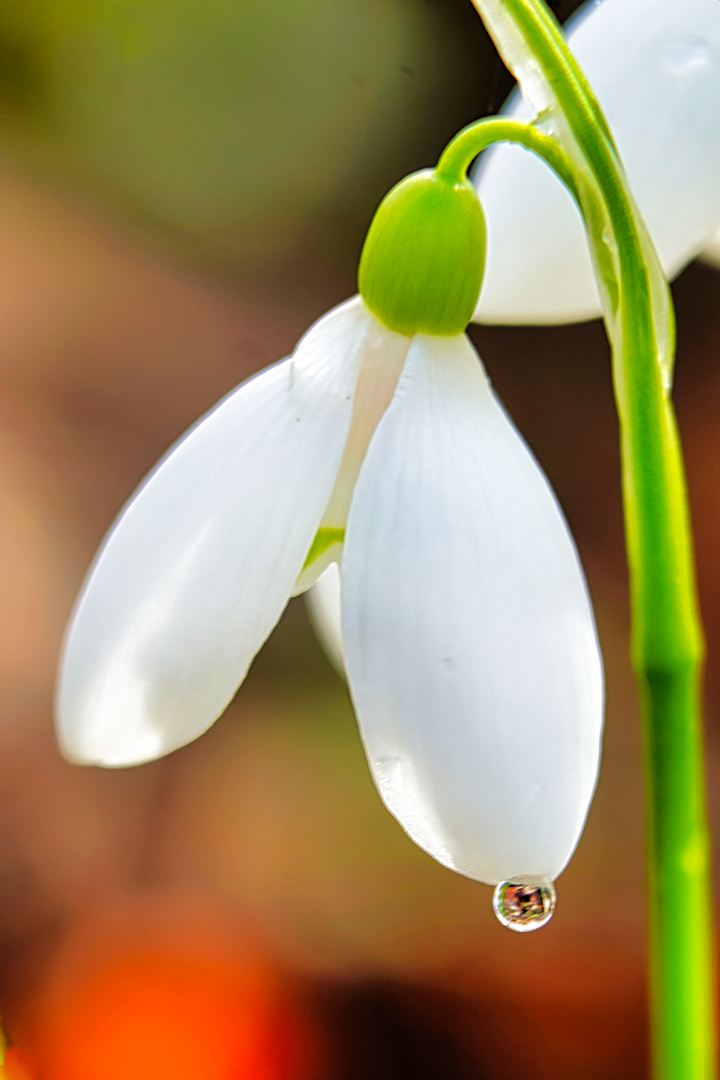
{"left": 0, "top": 0, "right": 502, "bottom": 272}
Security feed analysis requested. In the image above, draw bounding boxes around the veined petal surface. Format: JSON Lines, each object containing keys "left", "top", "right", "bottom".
{"left": 341, "top": 333, "right": 603, "bottom": 885}
{"left": 473, "top": 0, "right": 720, "bottom": 325}
{"left": 58, "top": 296, "right": 376, "bottom": 767}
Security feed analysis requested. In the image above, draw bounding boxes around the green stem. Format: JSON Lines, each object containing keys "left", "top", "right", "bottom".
{"left": 436, "top": 117, "right": 580, "bottom": 203}
{"left": 468, "top": 1, "right": 716, "bottom": 1075}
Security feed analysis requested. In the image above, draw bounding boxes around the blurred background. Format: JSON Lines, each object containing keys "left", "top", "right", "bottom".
{"left": 0, "top": 0, "right": 717, "bottom": 1076}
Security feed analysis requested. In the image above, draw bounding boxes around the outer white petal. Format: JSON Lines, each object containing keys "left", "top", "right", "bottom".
{"left": 58, "top": 296, "right": 378, "bottom": 767}
{"left": 473, "top": 0, "right": 720, "bottom": 325}
{"left": 341, "top": 333, "right": 603, "bottom": 885}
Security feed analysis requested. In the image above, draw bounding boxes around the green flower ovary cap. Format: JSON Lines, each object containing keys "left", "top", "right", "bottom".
{"left": 358, "top": 169, "right": 486, "bottom": 337}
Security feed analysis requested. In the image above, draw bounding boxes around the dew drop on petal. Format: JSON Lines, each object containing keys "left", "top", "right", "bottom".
{"left": 492, "top": 881, "right": 556, "bottom": 933}
{"left": 662, "top": 36, "right": 716, "bottom": 77}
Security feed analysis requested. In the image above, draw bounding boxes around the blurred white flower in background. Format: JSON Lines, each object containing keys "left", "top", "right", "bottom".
{"left": 473, "top": 0, "right": 720, "bottom": 325}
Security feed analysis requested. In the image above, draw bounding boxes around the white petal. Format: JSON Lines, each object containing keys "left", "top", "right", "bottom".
{"left": 306, "top": 563, "right": 345, "bottom": 674}
{"left": 57, "top": 296, "right": 375, "bottom": 767}
{"left": 474, "top": 0, "right": 720, "bottom": 325}
{"left": 291, "top": 318, "right": 409, "bottom": 595}
{"left": 341, "top": 333, "right": 603, "bottom": 885}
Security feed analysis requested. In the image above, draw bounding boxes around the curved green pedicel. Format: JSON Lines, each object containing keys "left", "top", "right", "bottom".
{"left": 358, "top": 170, "right": 486, "bottom": 337}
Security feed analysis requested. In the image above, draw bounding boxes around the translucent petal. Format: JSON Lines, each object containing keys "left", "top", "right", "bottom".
{"left": 341, "top": 333, "right": 603, "bottom": 885}
{"left": 291, "top": 320, "right": 409, "bottom": 595}
{"left": 306, "top": 563, "right": 345, "bottom": 674}
{"left": 473, "top": 0, "right": 720, "bottom": 325}
{"left": 57, "top": 296, "right": 376, "bottom": 766}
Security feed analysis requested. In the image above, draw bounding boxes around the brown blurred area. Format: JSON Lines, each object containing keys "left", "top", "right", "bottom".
{"left": 0, "top": 0, "right": 716, "bottom": 1076}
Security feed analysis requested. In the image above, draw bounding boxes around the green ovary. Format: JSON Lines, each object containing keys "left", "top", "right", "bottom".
{"left": 358, "top": 169, "right": 486, "bottom": 337}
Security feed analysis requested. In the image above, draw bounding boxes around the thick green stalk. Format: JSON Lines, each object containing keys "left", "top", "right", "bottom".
{"left": 467, "top": 1, "right": 716, "bottom": 1075}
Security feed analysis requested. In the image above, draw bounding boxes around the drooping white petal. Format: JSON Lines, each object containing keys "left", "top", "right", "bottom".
{"left": 473, "top": 0, "right": 720, "bottom": 325}
{"left": 341, "top": 333, "right": 603, "bottom": 885}
{"left": 57, "top": 296, "right": 379, "bottom": 767}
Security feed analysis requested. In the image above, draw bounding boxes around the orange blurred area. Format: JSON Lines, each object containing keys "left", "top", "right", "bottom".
{"left": 19, "top": 899, "right": 321, "bottom": 1080}
{"left": 3, "top": 1050, "right": 37, "bottom": 1080}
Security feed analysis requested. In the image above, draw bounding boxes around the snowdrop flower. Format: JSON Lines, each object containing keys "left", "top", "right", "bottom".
{"left": 474, "top": 0, "right": 720, "bottom": 324}
{"left": 57, "top": 168, "right": 603, "bottom": 910}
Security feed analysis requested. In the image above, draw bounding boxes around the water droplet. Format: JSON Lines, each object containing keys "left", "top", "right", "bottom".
{"left": 600, "top": 227, "right": 617, "bottom": 255}
{"left": 662, "top": 37, "right": 716, "bottom": 77}
{"left": 492, "top": 881, "right": 556, "bottom": 933}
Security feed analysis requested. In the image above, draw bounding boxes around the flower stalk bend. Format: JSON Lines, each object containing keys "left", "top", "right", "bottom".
{"left": 436, "top": 117, "right": 579, "bottom": 203}
{"left": 468, "top": 1, "right": 716, "bottom": 1076}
